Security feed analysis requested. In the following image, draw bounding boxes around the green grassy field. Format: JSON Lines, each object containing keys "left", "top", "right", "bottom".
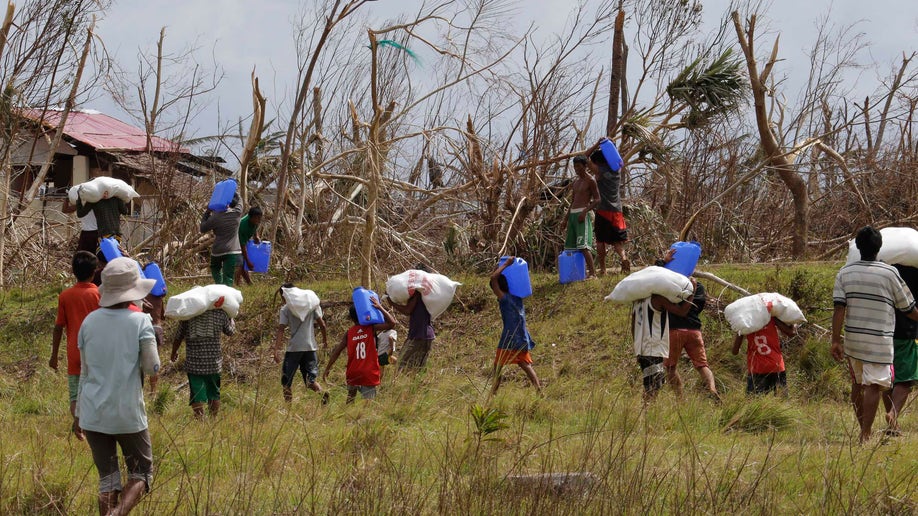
{"left": 1, "top": 263, "right": 916, "bottom": 514}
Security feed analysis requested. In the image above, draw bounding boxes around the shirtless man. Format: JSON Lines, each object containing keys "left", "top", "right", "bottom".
{"left": 564, "top": 155, "right": 600, "bottom": 277}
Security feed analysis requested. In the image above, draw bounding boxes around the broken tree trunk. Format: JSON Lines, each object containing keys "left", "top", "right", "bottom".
{"left": 732, "top": 11, "right": 809, "bottom": 259}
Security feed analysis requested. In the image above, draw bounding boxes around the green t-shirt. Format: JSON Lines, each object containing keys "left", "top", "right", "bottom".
{"left": 238, "top": 215, "right": 257, "bottom": 244}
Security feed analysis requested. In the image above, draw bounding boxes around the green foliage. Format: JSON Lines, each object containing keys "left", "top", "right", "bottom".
{"left": 720, "top": 396, "right": 797, "bottom": 433}
{"left": 667, "top": 48, "right": 746, "bottom": 129}
{"left": 152, "top": 384, "right": 174, "bottom": 416}
{"left": 0, "top": 264, "right": 916, "bottom": 512}
{"left": 797, "top": 337, "right": 845, "bottom": 399}
{"left": 470, "top": 404, "right": 509, "bottom": 440}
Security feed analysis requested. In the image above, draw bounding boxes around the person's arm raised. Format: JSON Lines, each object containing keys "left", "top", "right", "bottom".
{"left": 774, "top": 318, "right": 797, "bottom": 337}
{"left": 372, "top": 297, "right": 396, "bottom": 332}
{"left": 489, "top": 257, "right": 514, "bottom": 299}
{"left": 389, "top": 291, "right": 417, "bottom": 315}
{"left": 652, "top": 294, "right": 692, "bottom": 318}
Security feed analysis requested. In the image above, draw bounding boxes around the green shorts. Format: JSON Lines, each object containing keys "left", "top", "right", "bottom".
{"left": 893, "top": 338, "right": 918, "bottom": 383}
{"left": 565, "top": 210, "right": 593, "bottom": 249}
{"left": 68, "top": 375, "right": 80, "bottom": 403}
{"left": 188, "top": 373, "right": 221, "bottom": 404}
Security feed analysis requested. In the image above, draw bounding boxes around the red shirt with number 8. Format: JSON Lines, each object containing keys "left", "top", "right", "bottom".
{"left": 346, "top": 325, "right": 381, "bottom": 387}
{"left": 744, "top": 320, "right": 786, "bottom": 374}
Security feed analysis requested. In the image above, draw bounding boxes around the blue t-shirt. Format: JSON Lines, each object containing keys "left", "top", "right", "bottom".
{"left": 498, "top": 293, "right": 535, "bottom": 351}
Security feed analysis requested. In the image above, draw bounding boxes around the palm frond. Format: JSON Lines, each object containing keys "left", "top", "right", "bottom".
{"left": 667, "top": 48, "right": 747, "bottom": 128}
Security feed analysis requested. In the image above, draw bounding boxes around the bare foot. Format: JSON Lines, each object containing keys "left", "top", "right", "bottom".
{"left": 621, "top": 259, "right": 631, "bottom": 274}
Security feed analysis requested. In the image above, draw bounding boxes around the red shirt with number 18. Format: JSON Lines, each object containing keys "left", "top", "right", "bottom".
{"left": 346, "top": 324, "right": 380, "bottom": 387}
{"left": 745, "top": 320, "right": 786, "bottom": 374}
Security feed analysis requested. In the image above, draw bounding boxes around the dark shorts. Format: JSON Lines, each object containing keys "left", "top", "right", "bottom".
{"left": 378, "top": 353, "right": 390, "bottom": 366}
{"left": 282, "top": 351, "right": 319, "bottom": 387}
{"left": 594, "top": 211, "right": 628, "bottom": 244}
{"left": 84, "top": 428, "right": 153, "bottom": 494}
{"left": 188, "top": 373, "right": 221, "bottom": 404}
{"left": 747, "top": 371, "right": 787, "bottom": 394}
{"left": 637, "top": 355, "right": 665, "bottom": 393}
{"left": 77, "top": 230, "right": 99, "bottom": 253}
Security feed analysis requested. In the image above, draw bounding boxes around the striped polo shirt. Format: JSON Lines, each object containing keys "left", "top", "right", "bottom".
{"left": 833, "top": 260, "right": 915, "bottom": 364}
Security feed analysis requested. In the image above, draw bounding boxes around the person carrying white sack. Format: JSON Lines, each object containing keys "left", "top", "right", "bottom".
{"left": 605, "top": 266, "right": 695, "bottom": 401}
{"left": 74, "top": 257, "right": 159, "bottom": 515}
{"left": 631, "top": 289, "right": 693, "bottom": 402}
{"left": 272, "top": 283, "right": 328, "bottom": 404}
{"left": 832, "top": 226, "right": 918, "bottom": 443}
{"left": 388, "top": 263, "right": 438, "bottom": 370}
{"left": 75, "top": 191, "right": 129, "bottom": 242}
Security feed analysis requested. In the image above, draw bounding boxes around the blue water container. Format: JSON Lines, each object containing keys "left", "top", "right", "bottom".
{"left": 665, "top": 241, "right": 702, "bottom": 277}
{"left": 498, "top": 256, "right": 533, "bottom": 298}
{"left": 353, "top": 287, "right": 385, "bottom": 325}
{"left": 244, "top": 241, "right": 271, "bottom": 273}
{"left": 143, "top": 262, "right": 167, "bottom": 296}
{"left": 208, "top": 179, "right": 238, "bottom": 212}
{"left": 599, "top": 138, "right": 624, "bottom": 171}
{"left": 559, "top": 250, "right": 586, "bottom": 284}
{"left": 99, "top": 237, "right": 122, "bottom": 262}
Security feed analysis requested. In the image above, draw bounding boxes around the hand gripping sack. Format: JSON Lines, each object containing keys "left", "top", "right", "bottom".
{"left": 724, "top": 295, "right": 772, "bottom": 335}
{"left": 165, "top": 284, "right": 243, "bottom": 320}
{"left": 604, "top": 266, "right": 694, "bottom": 304}
{"left": 69, "top": 176, "right": 140, "bottom": 204}
{"left": 385, "top": 269, "right": 461, "bottom": 320}
{"left": 282, "top": 287, "right": 320, "bottom": 321}
{"left": 846, "top": 227, "right": 918, "bottom": 267}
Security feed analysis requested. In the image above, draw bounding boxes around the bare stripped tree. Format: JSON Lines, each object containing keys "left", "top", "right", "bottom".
{"left": 732, "top": 10, "right": 810, "bottom": 258}
{"left": 268, "top": 0, "right": 375, "bottom": 246}
{"left": 103, "top": 26, "right": 222, "bottom": 259}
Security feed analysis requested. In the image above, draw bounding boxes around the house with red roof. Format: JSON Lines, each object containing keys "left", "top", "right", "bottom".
{"left": 10, "top": 108, "right": 231, "bottom": 247}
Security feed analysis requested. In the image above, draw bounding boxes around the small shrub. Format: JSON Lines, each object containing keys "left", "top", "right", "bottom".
{"left": 719, "top": 397, "right": 797, "bottom": 433}
{"left": 469, "top": 404, "right": 508, "bottom": 442}
{"left": 796, "top": 338, "right": 845, "bottom": 399}
{"left": 152, "top": 384, "right": 174, "bottom": 415}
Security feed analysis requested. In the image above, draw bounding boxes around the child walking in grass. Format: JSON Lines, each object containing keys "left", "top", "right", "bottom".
{"left": 272, "top": 283, "right": 328, "bottom": 403}
{"left": 170, "top": 305, "right": 236, "bottom": 418}
{"left": 732, "top": 318, "right": 797, "bottom": 395}
{"left": 490, "top": 256, "right": 542, "bottom": 396}
{"left": 376, "top": 329, "right": 397, "bottom": 379}
{"left": 49, "top": 251, "right": 100, "bottom": 440}
{"left": 322, "top": 297, "right": 395, "bottom": 403}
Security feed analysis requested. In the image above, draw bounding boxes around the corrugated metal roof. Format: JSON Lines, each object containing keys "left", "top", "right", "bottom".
{"left": 20, "top": 109, "right": 189, "bottom": 153}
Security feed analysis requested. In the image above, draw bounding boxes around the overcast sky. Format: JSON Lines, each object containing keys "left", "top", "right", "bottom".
{"left": 92, "top": 0, "right": 918, "bottom": 153}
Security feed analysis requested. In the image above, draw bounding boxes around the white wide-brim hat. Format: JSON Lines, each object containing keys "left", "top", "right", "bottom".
{"left": 99, "top": 257, "right": 156, "bottom": 307}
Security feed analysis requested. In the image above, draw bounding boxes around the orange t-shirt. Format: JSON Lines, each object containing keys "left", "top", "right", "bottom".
{"left": 56, "top": 282, "right": 100, "bottom": 375}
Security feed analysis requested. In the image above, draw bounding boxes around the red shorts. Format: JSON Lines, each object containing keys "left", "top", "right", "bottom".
{"left": 663, "top": 329, "right": 708, "bottom": 368}
{"left": 495, "top": 349, "right": 533, "bottom": 366}
{"left": 594, "top": 210, "right": 628, "bottom": 243}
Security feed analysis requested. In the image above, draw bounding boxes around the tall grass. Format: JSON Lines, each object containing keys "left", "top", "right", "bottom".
{"left": 0, "top": 264, "right": 915, "bottom": 512}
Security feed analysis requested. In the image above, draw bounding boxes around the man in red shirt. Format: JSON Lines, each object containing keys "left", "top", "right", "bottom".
{"left": 49, "top": 251, "right": 100, "bottom": 440}
{"left": 323, "top": 297, "right": 396, "bottom": 403}
{"left": 732, "top": 318, "right": 797, "bottom": 394}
